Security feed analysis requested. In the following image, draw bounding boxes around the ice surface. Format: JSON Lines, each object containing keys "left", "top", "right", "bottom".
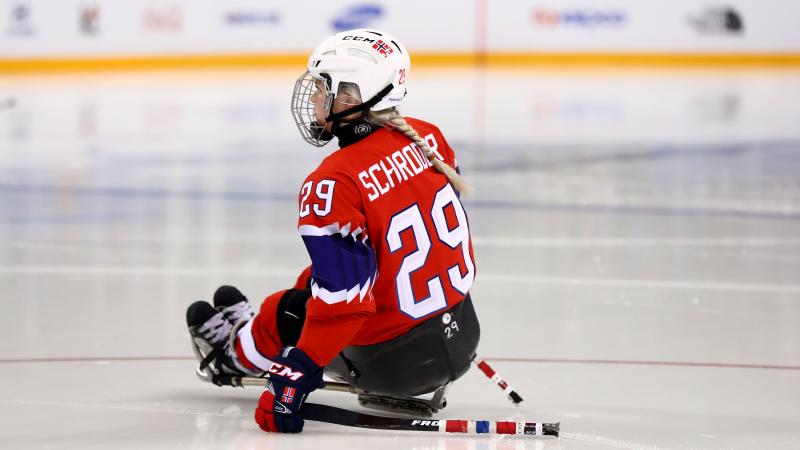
{"left": 0, "top": 68, "right": 798, "bottom": 449}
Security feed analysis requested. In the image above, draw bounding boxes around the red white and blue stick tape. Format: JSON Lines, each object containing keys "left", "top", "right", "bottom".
{"left": 413, "top": 418, "right": 559, "bottom": 436}
{"left": 473, "top": 357, "right": 525, "bottom": 404}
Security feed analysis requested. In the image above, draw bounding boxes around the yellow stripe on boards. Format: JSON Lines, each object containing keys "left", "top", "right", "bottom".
{"left": 0, "top": 54, "right": 307, "bottom": 72}
{"left": 2, "top": 52, "right": 800, "bottom": 72}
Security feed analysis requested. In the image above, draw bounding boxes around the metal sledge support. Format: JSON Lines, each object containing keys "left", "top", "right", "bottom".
{"left": 195, "top": 357, "right": 449, "bottom": 416}
{"left": 356, "top": 383, "right": 450, "bottom": 417}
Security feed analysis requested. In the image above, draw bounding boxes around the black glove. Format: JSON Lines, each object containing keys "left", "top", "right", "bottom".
{"left": 254, "top": 347, "right": 323, "bottom": 433}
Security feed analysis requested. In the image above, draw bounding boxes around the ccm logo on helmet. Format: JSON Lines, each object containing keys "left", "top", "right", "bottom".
{"left": 268, "top": 363, "right": 304, "bottom": 381}
{"left": 342, "top": 35, "right": 376, "bottom": 43}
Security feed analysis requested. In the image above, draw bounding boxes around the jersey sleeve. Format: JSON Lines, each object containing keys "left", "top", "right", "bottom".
{"left": 295, "top": 169, "right": 377, "bottom": 365}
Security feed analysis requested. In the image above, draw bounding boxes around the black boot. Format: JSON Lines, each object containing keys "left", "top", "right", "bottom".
{"left": 213, "top": 285, "right": 255, "bottom": 326}
{"left": 186, "top": 300, "right": 261, "bottom": 385}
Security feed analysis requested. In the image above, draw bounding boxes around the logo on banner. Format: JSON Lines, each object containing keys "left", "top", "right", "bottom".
{"left": 142, "top": 5, "right": 182, "bottom": 32}
{"left": 532, "top": 7, "right": 627, "bottom": 29}
{"left": 6, "top": 2, "right": 34, "bottom": 37}
{"left": 225, "top": 11, "right": 280, "bottom": 27}
{"left": 687, "top": 6, "right": 743, "bottom": 35}
{"left": 79, "top": 4, "right": 100, "bottom": 35}
{"left": 331, "top": 4, "right": 384, "bottom": 31}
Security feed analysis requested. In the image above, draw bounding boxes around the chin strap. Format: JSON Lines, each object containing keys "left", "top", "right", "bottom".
{"left": 325, "top": 83, "right": 394, "bottom": 123}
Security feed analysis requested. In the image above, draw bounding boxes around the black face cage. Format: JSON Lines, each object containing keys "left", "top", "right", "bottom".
{"left": 290, "top": 71, "right": 334, "bottom": 147}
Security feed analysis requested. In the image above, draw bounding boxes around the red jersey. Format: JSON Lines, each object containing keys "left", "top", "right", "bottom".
{"left": 294, "top": 118, "right": 476, "bottom": 366}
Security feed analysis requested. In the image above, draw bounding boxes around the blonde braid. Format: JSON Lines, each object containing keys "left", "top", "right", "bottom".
{"left": 387, "top": 115, "right": 471, "bottom": 195}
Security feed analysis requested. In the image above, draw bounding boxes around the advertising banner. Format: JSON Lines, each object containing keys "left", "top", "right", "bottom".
{"left": 1, "top": 0, "right": 798, "bottom": 60}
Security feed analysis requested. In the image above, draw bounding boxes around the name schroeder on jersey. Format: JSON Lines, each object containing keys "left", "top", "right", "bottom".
{"left": 357, "top": 131, "right": 448, "bottom": 202}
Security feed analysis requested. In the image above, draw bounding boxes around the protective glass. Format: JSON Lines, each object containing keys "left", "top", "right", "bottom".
{"left": 290, "top": 71, "right": 334, "bottom": 147}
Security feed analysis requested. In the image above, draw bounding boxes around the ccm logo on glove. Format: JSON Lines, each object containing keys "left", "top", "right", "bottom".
{"left": 269, "top": 362, "right": 304, "bottom": 381}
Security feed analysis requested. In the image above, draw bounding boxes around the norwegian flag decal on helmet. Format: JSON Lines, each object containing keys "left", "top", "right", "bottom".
{"left": 372, "top": 39, "right": 394, "bottom": 58}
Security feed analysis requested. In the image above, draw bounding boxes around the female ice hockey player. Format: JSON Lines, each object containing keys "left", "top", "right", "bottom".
{"left": 186, "top": 29, "right": 480, "bottom": 434}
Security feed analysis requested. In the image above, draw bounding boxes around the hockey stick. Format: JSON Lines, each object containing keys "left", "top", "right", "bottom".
{"left": 473, "top": 357, "right": 524, "bottom": 404}
{"left": 302, "top": 402, "right": 559, "bottom": 436}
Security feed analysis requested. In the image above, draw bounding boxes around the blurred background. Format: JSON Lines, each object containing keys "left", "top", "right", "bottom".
{"left": 1, "top": 1, "right": 799, "bottom": 449}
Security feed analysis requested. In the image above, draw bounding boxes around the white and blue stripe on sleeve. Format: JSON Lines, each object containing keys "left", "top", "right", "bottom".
{"left": 299, "top": 223, "right": 377, "bottom": 305}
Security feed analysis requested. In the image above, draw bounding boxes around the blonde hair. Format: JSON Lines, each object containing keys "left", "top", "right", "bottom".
{"left": 366, "top": 108, "right": 470, "bottom": 195}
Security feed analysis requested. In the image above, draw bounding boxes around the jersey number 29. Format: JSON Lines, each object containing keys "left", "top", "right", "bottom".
{"left": 386, "top": 184, "right": 474, "bottom": 319}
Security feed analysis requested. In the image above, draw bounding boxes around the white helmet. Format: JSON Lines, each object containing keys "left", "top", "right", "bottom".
{"left": 291, "top": 29, "right": 411, "bottom": 147}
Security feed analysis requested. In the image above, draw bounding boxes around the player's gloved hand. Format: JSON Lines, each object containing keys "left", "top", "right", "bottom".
{"left": 254, "top": 346, "right": 323, "bottom": 433}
